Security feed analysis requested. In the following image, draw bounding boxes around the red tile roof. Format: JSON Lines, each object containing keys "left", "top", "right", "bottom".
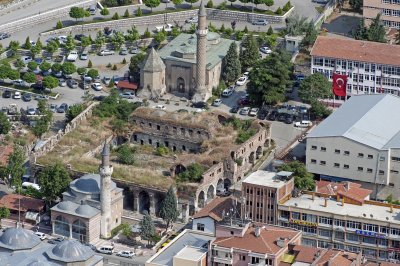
{"left": 313, "top": 249, "right": 360, "bottom": 266}
{"left": 117, "top": 80, "right": 138, "bottom": 90}
{"left": 310, "top": 36, "right": 400, "bottom": 66}
{"left": 213, "top": 225, "right": 300, "bottom": 255}
{"left": 193, "top": 197, "right": 238, "bottom": 222}
{"left": 316, "top": 180, "right": 371, "bottom": 203}
{"left": 292, "top": 245, "right": 323, "bottom": 263}
{"left": 0, "top": 194, "right": 45, "bottom": 213}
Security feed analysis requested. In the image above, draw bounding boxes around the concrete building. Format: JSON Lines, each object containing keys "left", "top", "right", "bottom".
{"left": 241, "top": 170, "right": 294, "bottom": 225}
{"left": 51, "top": 142, "right": 123, "bottom": 243}
{"left": 306, "top": 94, "right": 400, "bottom": 200}
{"left": 0, "top": 226, "right": 103, "bottom": 265}
{"left": 310, "top": 36, "right": 400, "bottom": 97}
{"left": 364, "top": 0, "right": 400, "bottom": 29}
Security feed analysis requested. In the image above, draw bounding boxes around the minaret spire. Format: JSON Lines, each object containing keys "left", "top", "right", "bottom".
{"left": 100, "top": 139, "right": 112, "bottom": 238}
{"left": 101, "top": 140, "right": 110, "bottom": 167}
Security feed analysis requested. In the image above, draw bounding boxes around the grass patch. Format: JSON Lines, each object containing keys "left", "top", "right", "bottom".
{"left": 224, "top": 116, "right": 257, "bottom": 144}
{"left": 315, "top": 6, "right": 325, "bottom": 13}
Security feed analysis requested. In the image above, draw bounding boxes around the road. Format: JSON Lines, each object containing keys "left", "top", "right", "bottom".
{"left": 102, "top": 253, "right": 149, "bottom": 266}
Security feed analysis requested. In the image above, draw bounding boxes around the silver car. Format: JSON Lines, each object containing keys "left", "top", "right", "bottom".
{"left": 252, "top": 19, "right": 268, "bottom": 26}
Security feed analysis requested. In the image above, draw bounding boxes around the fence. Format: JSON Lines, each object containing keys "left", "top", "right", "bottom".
{"left": 40, "top": 7, "right": 294, "bottom": 36}
{"left": 0, "top": 0, "right": 95, "bottom": 34}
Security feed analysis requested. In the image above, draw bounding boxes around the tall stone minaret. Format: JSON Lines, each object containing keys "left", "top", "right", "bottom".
{"left": 100, "top": 141, "right": 113, "bottom": 238}
{"left": 193, "top": 0, "right": 209, "bottom": 102}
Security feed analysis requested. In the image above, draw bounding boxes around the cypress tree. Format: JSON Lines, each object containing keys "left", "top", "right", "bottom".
{"left": 159, "top": 186, "right": 179, "bottom": 230}
{"left": 223, "top": 42, "right": 241, "bottom": 83}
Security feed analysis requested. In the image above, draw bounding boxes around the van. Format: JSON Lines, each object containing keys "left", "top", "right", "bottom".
{"left": 97, "top": 246, "right": 114, "bottom": 255}
{"left": 22, "top": 182, "right": 40, "bottom": 191}
{"left": 294, "top": 120, "right": 312, "bottom": 128}
{"left": 89, "top": 5, "right": 97, "bottom": 15}
{"left": 222, "top": 89, "right": 233, "bottom": 97}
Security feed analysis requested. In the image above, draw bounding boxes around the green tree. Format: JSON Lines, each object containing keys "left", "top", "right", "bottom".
{"left": 69, "top": 7, "right": 85, "bottom": 21}
{"left": 111, "top": 31, "right": 125, "bottom": 50}
{"left": 240, "top": 34, "right": 259, "bottom": 72}
{"left": 144, "top": 0, "right": 160, "bottom": 11}
{"left": 95, "top": 30, "right": 106, "bottom": 50}
{"left": 298, "top": 73, "right": 332, "bottom": 102}
{"left": 140, "top": 213, "right": 156, "bottom": 244}
{"left": 353, "top": 18, "right": 367, "bottom": 40}
{"left": 177, "top": 163, "right": 204, "bottom": 182}
{"left": 0, "top": 207, "right": 10, "bottom": 227}
{"left": 265, "top": 0, "right": 274, "bottom": 10}
{"left": 349, "top": 0, "right": 362, "bottom": 11}
{"left": 301, "top": 22, "right": 318, "bottom": 47}
{"left": 77, "top": 67, "right": 87, "bottom": 75}
{"left": 62, "top": 62, "right": 77, "bottom": 75}
{"left": 7, "top": 69, "right": 20, "bottom": 80}
{"left": 66, "top": 104, "right": 85, "bottom": 122}
{"left": 247, "top": 50, "right": 292, "bottom": 105}
{"left": 285, "top": 14, "right": 308, "bottom": 36}
{"left": 100, "top": 7, "right": 110, "bottom": 16}
{"left": 367, "top": 14, "right": 386, "bottom": 43}
{"left": 136, "top": 6, "right": 142, "bottom": 16}
{"left": 51, "top": 63, "right": 62, "bottom": 73}
{"left": 144, "top": 28, "right": 151, "bottom": 38}
{"left": 185, "top": 0, "right": 198, "bottom": 7}
{"left": 267, "top": 25, "right": 274, "bottom": 35}
{"left": 24, "top": 37, "right": 31, "bottom": 49}
{"left": 46, "top": 40, "right": 59, "bottom": 54}
{"left": 14, "top": 59, "right": 25, "bottom": 70}
{"left": 278, "top": 161, "right": 315, "bottom": 191}
{"left": 206, "top": 0, "right": 213, "bottom": 7}
{"left": 35, "top": 38, "right": 42, "bottom": 50}
{"left": 123, "top": 9, "right": 130, "bottom": 17}
{"left": 173, "top": 0, "right": 183, "bottom": 7}
{"left": 27, "top": 61, "right": 38, "bottom": 71}
{"left": 275, "top": 6, "right": 283, "bottom": 15}
{"left": 30, "top": 45, "right": 41, "bottom": 59}
{"left": 80, "top": 36, "right": 91, "bottom": 48}
{"left": 154, "top": 30, "right": 166, "bottom": 43}
{"left": 87, "top": 68, "right": 99, "bottom": 79}
{"left": 129, "top": 53, "right": 146, "bottom": 82}
{"left": 8, "top": 41, "right": 20, "bottom": 56}
{"left": 42, "top": 76, "right": 58, "bottom": 89}
{"left": 23, "top": 72, "right": 37, "bottom": 83}
{"left": 112, "top": 12, "right": 120, "bottom": 20}
{"left": 5, "top": 145, "right": 25, "bottom": 188}
{"left": 126, "top": 26, "right": 140, "bottom": 42}
{"left": 117, "top": 144, "right": 135, "bottom": 165}
{"left": 32, "top": 119, "right": 49, "bottom": 137}
{"left": 282, "top": 0, "right": 291, "bottom": 11}
{"left": 0, "top": 112, "right": 11, "bottom": 134}
{"left": 171, "top": 27, "right": 180, "bottom": 38}
{"left": 239, "top": 0, "right": 250, "bottom": 7}
{"left": 64, "top": 35, "right": 76, "bottom": 51}
{"left": 223, "top": 42, "right": 241, "bottom": 83}
{"left": 56, "top": 20, "right": 63, "bottom": 29}
{"left": 159, "top": 186, "right": 179, "bottom": 230}
{"left": 38, "top": 163, "right": 71, "bottom": 204}
{"left": 310, "top": 99, "right": 332, "bottom": 119}
{"left": 39, "top": 62, "right": 51, "bottom": 72}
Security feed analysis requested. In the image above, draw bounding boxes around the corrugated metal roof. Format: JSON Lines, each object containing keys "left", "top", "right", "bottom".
{"left": 308, "top": 94, "right": 400, "bottom": 149}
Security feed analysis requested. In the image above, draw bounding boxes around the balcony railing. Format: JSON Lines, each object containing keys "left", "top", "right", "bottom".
{"left": 213, "top": 256, "right": 233, "bottom": 264}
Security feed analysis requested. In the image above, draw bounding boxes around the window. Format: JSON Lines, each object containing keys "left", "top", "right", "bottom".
{"left": 379, "top": 239, "right": 388, "bottom": 246}
{"left": 319, "top": 229, "right": 332, "bottom": 238}
{"left": 363, "top": 223, "right": 378, "bottom": 232}
{"left": 292, "top": 212, "right": 300, "bottom": 220}
{"left": 197, "top": 223, "right": 205, "bottom": 231}
{"left": 379, "top": 170, "right": 385, "bottom": 175}
{"left": 231, "top": 231, "right": 234, "bottom": 235}
{"left": 240, "top": 255, "right": 246, "bottom": 261}
{"left": 320, "top": 161, "right": 326, "bottom": 165}
{"left": 313, "top": 57, "right": 323, "bottom": 66}
{"left": 392, "top": 156, "right": 400, "bottom": 162}
{"left": 311, "top": 159, "right": 317, "bottom": 164}
{"left": 334, "top": 219, "right": 345, "bottom": 227}
{"left": 383, "top": 8, "right": 391, "bottom": 15}
{"left": 251, "top": 257, "right": 260, "bottom": 264}
{"left": 311, "top": 145, "right": 317, "bottom": 150}
{"left": 344, "top": 151, "right": 350, "bottom": 156}
{"left": 363, "top": 236, "right": 377, "bottom": 245}
{"left": 334, "top": 149, "right": 340, "bottom": 154}
{"left": 319, "top": 216, "right": 333, "bottom": 225}
{"left": 358, "top": 153, "right": 364, "bottom": 157}
{"left": 335, "top": 231, "right": 345, "bottom": 240}
{"left": 321, "top": 147, "right": 326, "bottom": 152}
{"left": 157, "top": 125, "right": 160, "bottom": 130}
{"left": 368, "top": 154, "right": 373, "bottom": 159}
{"left": 391, "top": 228, "right": 400, "bottom": 236}
{"left": 334, "top": 163, "right": 340, "bottom": 168}
{"left": 382, "top": 0, "right": 390, "bottom": 3}
{"left": 358, "top": 167, "right": 364, "bottom": 171}
{"left": 379, "top": 156, "right": 385, "bottom": 161}
{"left": 391, "top": 170, "right": 399, "bottom": 174}
{"left": 380, "top": 226, "right": 389, "bottom": 234}
{"left": 347, "top": 233, "right": 359, "bottom": 242}
{"left": 367, "top": 168, "right": 373, "bottom": 173}
{"left": 344, "top": 164, "right": 349, "bottom": 169}
{"left": 347, "top": 221, "right": 361, "bottom": 229}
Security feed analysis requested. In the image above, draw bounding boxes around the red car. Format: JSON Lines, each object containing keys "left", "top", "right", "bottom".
{"left": 237, "top": 98, "right": 250, "bottom": 105}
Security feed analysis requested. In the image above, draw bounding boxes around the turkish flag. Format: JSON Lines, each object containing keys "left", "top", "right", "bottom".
{"left": 332, "top": 73, "right": 347, "bottom": 97}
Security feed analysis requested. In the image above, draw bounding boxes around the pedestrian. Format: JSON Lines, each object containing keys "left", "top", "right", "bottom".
{"left": 111, "top": 241, "right": 114, "bottom": 247}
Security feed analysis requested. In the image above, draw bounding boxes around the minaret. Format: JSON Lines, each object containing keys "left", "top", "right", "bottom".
{"left": 193, "top": 0, "right": 208, "bottom": 102}
{"left": 100, "top": 141, "right": 113, "bottom": 238}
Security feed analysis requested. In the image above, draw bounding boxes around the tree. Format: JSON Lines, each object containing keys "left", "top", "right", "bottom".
{"left": 38, "top": 163, "right": 71, "bottom": 204}
{"left": 100, "top": 7, "right": 110, "bottom": 16}
{"left": 240, "top": 34, "right": 259, "bottom": 71}
{"left": 129, "top": 53, "right": 146, "bottom": 82}
{"left": 247, "top": 50, "right": 292, "bottom": 105}
{"left": 144, "top": 28, "right": 151, "bottom": 38}
{"left": 275, "top": 7, "right": 283, "bottom": 15}
{"left": 282, "top": 0, "right": 291, "bottom": 11}
{"left": 46, "top": 40, "right": 59, "bottom": 54}
{"left": 126, "top": 26, "right": 140, "bottom": 42}
{"left": 0, "top": 64, "right": 11, "bottom": 80}
{"left": 80, "top": 36, "right": 91, "bottom": 48}
{"left": 239, "top": 0, "right": 250, "bottom": 7}
{"left": 171, "top": 27, "right": 180, "bottom": 37}
{"left": 0, "top": 207, "right": 10, "bottom": 227}
{"left": 66, "top": 104, "right": 84, "bottom": 122}
{"left": 177, "top": 163, "right": 204, "bottom": 182}
{"left": 396, "top": 28, "right": 400, "bottom": 45}
{"left": 77, "top": 67, "right": 87, "bottom": 75}
{"left": 367, "top": 14, "right": 386, "bottom": 43}
{"left": 51, "top": 63, "right": 62, "bottom": 73}
{"left": 5, "top": 145, "right": 25, "bottom": 188}
{"left": 173, "top": 0, "right": 183, "bottom": 7}
{"left": 35, "top": 38, "right": 42, "bottom": 50}
{"left": 87, "top": 69, "right": 99, "bottom": 80}
{"left": 61, "top": 62, "right": 77, "bottom": 75}
{"left": 285, "top": 14, "right": 308, "bottom": 36}
{"left": 24, "top": 37, "right": 31, "bottom": 49}
{"left": 310, "top": 99, "right": 332, "bottom": 119}
{"left": 349, "top": 0, "right": 362, "bottom": 11}
{"left": 117, "top": 144, "right": 135, "bottom": 165}
{"left": 278, "top": 161, "right": 315, "bottom": 191}
{"left": 30, "top": 45, "right": 41, "bottom": 59}
{"left": 69, "top": 7, "right": 85, "bottom": 21}
{"left": 144, "top": 0, "right": 160, "bottom": 11}
{"left": 159, "top": 186, "right": 179, "bottom": 230}
{"left": 8, "top": 41, "right": 20, "bottom": 56}
{"left": 206, "top": 0, "right": 213, "bottom": 7}
{"left": 27, "top": 61, "right": 37, "bottom": 71}
{"left": 154, "top": 30, "right": 166, "bottom": 44}
{"left": 140, "top": 213, "right": 156, "bottom": 244}
{"left": 56, "top": 20, "right": 63, "bottom": 29}
{"left": 223, "top": 42, "right": 241, "bottom": 83}
{"left": 301, "top": 22, "right": 318, "bottom": 47}
{"left": 265, "top": 0, "right": 274, "bottom": 10}
{"left": 23, "top": 72, "right": 37, "bottom": 83}
{"left": 298, "top": 73, "right": 332, "bottom": 103}
{"left": 136, "top": 6, "right": 142, "bottom": 16}
{"left": 112, "top": 12, "right": 120, "bottom": 20}
{"left": 7, "top": 69, "right": 20, "bottom": 80}
{"left": 42, "top": 76, "right": 58, "bottom": 89}
{"left": 353, "top": 18, "right": 368, "bottom": 40}
{"left": 123, "top": 9, "right": 130, "bottom": 17}
{"left": 64, "top": 35, "right": 76, "bottom": 52}
{"left": 0, "top": 112, "right": 11, "bottom": 135}
{"left": 14, "top": 59, "right": 25, "bottom": 70}
{"left": 95, "top": 30, "right": 106, "bottom": 50}
{"left": 111, "top": 31, "right": 125, "bottom": 50}
{"left": 184, "top": 0, "right": 198, "bottom": 7}
{"left": 267, "top": 25, "right": 274, "bottom": 35}
{"left": 39, "top": 62, "right": 52, "bottom": 72}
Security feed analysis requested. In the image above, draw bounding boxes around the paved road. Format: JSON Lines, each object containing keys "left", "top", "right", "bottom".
{"left": 102, "top": 253, "right": 149, "bottom": 266}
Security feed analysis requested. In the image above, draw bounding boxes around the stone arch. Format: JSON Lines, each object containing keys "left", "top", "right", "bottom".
{"left": 72, "top": 219, "right": 87, "bottom": 242}
{"left": 207, "top": 185, "right": 215, "bottom": 201}
{"left": 155, "top": 193, "right": 165, "bottom": 217}
{"left": 177, "top": 77, "right": 185, "bottom": 93}
{"left": 249, "top": 151, "right": 255, "bottom": 164}
{"left": 224, "top": 178, "right": 232, "bottom": 190}
{"left": 256, "top": 146, "right": 262, "bottom": 159}
{"left": 139, "top": 191, "right": 150, "bottom": 214}
{"left": 198, "top": 191, "right": 205, "bottom": 208}
{"left": 123, "top": 187, "right": 133, "bottom": 210}
{"left": 264, "top": 139, "right": 270, "bottom": 147}
{"left": 54, "top": 215, "right": 69, "bottom": 237}
{"left": 217, "top": 179, "right": 224, "bottom": 190}
{"left": 230, "top": 151, "right": 235, "bottom": 159}
{"left": 237, "top": 176, "right": 242, "bottom": 181}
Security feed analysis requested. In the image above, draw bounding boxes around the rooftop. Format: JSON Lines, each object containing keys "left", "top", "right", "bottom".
{"left": 0, "top": 194, "right": 45, "bottom": 213}
{"left": 316, "top": 180, "right": 372, "bottom": 203}
{"left": 51, "top": 201, "right": 100, "bottom": 218}
{"left": 243, "top": 170, "right": 292, "bottom": 188}
{"left": 280, "top": 194, "right": 400, "bottom": 224}
{"left": 173, "top": 246, "right": 207, "bottom": 261}
{"left": 69, "top": 173, "right": 118, "bottom": 195}
{"left": 192, "top": 196, "right": 239, "bottom": 222}
{"left": 310, "top": 36, "right": 400, "bottom": 66}
{"left": 307, "top": 94, "right": 400, "bottom": 150}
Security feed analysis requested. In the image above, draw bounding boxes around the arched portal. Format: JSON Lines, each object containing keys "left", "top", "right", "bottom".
{"left": 139, "top": 191, "right": 150, "bottom": 214}
{"left": 155, "top": 193, "right": 165, "bottom": 217}
{"left": 249, "top": 152, "right": 255, "bottom": 164}
{"left": 198, "top": 191, "right": 205, "bottom": 208}
{"left": 256, "top": 146, "right": 263, "bottom": 159}
{"left": 217, "top": 179, "right": 224, "bottom": 190}
{"left": 54, "top": 215, "right": 69, "bottom": 237}
{"left": 207, "top": 185, "right": 215, "bottom": 202}
{"left": 224, "top": 178, "right": 232, "bottom": 190}
{"left": 177, "top": 77, "right": 185, "bottom": 93}
{"left": 72, "top": 219, "right": 87, "bottom": 242}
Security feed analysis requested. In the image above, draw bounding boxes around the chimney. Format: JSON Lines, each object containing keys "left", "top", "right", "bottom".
{"left": 312, "top": 192, "right": 315, "bottom": 201}
{"left": 255, "top": 226, "right": 261, "bottom": 237}
{"left": 341, "top": 197, "right": 345, "bottom": 207}
{"left": 346, "top": 182, "right": 350, "bottom": 190}
{"left": 324, "top": 198, "right": 328, "bottom": 207}
{"left": 390, "top": 205, "right": 394, "bottom": 213}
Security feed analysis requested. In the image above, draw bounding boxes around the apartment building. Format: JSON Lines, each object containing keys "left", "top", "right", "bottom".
{"left": 306, "top": 94, "right": 400, "bottom": 200}
{"left": 278, "top": 191, "right": 400, "bottom": 263}
{"left": 364, "top": 0, "right": 400, "bottom": 29}
{"left": 241, "top": 170, "right": 294, "bottom": 224}
{"left": 310, "top": 36, "right": 400, "bottom": 97}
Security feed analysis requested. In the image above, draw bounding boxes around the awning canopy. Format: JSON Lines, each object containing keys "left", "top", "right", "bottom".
{"left": 25, "top": 211, "right": 40, "bottom": 222}
{"left": 117, "top": 80, "right": 138, "bottom": 91}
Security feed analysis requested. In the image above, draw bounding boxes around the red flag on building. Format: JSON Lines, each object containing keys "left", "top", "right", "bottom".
{"left": 332, "top": 73, "right": 347, "bottom": 97}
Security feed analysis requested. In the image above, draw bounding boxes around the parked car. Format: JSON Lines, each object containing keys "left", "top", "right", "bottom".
{"left": 57, "top": 103, "right": 68, "bottom": 113}
{"left": 186, "top": 17, "right": 198, "bottom": 23}
{"left": 91, "top": 82, "right": 102, "bottom": 91}
{"left": 258, "top": 110, "right": 268, "bottom": 120}
{"left": 35, "top": 94, "right": 49, "bottom": 100}
{"left": 155, "top": 24, "right": 173, "bottom": 32}
{"left": 222, "top": 88, "right": 233, "bottom": 97}
{"left": 249, "top": 107, "right": 259, "bottom": 116}
{"left": 22, "top": 93, "right": 32, "bottom": 102}
{"left": 80, "top": 51, "right": 88, "bottom": 60}
{"left": 26, "top": 106, "right": 36, "bottom": 115}
{"left": 285, "top": 114, "right": 294, "bottom": 124}
{"left": 74, "top": 34, "right": 86, "bottom": 41}
{"left": 236, "top": 76, "right": 248, "bottom": 86}
{"left": 79, "top": 81, "right": 89, "bottom": 90}
{"left": 130, "top": 47, "right": 139, "bottom": 54}
{"left": 13, "top": 79, "right": 25, "bottom": 87}
{"left": 230, "top": 106, "right": 239, "bottom": 113}
{"left": 2, "top": 90, "right": 11, "bottom": 98}
{"left": 35, "top": 232, "right": 46, "bottom": 240}
{"left": 53, "top": 71, "right": 63, "bottom": 78}
{"left": 213, "top": 98, "right": 222, "bottom": 107}
{"left": 117, "top": 250, "right": 135, "bottom": 258}
{"left": 97, "top": 246, "right": 114, "bottom": 255}
{"left": 259, "top": 46, "right": 272, "bottom": 54}
{"left": 67, "top": 79, "right": 78, "bottom": 88}
{"left": 191, "top": 101, "right": 208, "bottom": 109}
{"left": 13, "top": 91, "right": 21, "bottom": 99}
{"left": 98, "top": 50, "right": 115, "bottom": 56}
{"left": 119, "top": 92, "right": 135, "bottom": 99}
{"left": 21, "top": 56, "right": 33, "bottom": 64}
{"left": 0, "top": 32, "right": 10, "bottom": 40}
{"left": 82, "top": 74, "right": 92, "bottom": 83}
{"left": 240, "top": 107, "right": 250, "bottom": 115}
{"left": 93, "top": 95, "right": 106, "bottom": 101}
{"left": 154, "top": 104, "right": 166, "bottom": 110}
{"left": 58, "top": 78, "right": 66, "bottom": 87}
{"left": 294, "top": 120, "right": 312, "bottom": 128}
{"left": 299, "top": 105, "right": 308, "bottom": 114}
{"left": 103, "top": 76, "right": 111, "bottom": 86}
{"left": 120, "top": 47, "right": 128, "bottom": 55}
{"left": 67, "top": 51, "right": 78, "bottom": 61}
{"left": 34, "top": 58, "right": 43, "bottom": 64}
{"left": 49, "top": 104, "right": 57, "bottom": 112}
{"left": 268, "top": 110, "right": 278, "bottom": 121}
{"left": 54, "top": 55, "right": 64, "bottom": 63}
{"left": 48, "top": 237, "right": 64, "bottom": 244}
{"left": 252, "top": 19, "right": 268, "bottom": 25}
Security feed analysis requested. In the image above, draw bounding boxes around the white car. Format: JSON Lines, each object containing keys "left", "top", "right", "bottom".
{"left": 249, "top": 107, "right": 259, "bottom": 116}
{"left": 98, "top": 50, "right": 115, "bottom": 56}
{"left": 67, "top": 50, "right": 78, "bottom": 61}
{"left": 259, "top": 46, "right": 272, "bottom": 54}
{"left": 130, "top": 47, "right": 139, "bottom": 54}
{"left": 117, "top": 250, "right": 135, "bottom": 258}
{"left": 240, "top": 107, "right": 250, "bottom": 115}
{"left": 80, "top": 51, "right": 88, "bottom": 60}
{"left": 186, "top": 17, "right": 198, "bottom": 23}
{"left": 103, "top": 76, "right": 111, "bottom": 85}
{"left": 213, "top": 98, "right": 222, "bottom": 106}
{"left": 91, "top": 82, "right": 103, "bottom": 91}
{"left": 58, "top": 78, "right": 66, "bottom": 87}
{"left": 119, "top": 92, "right": 135, "bottom": 99}
{"left": 252, "top": 19, "right": 268, "bottom": 25}
{"left": 154, "top": 105, "right": 166, "bottom": 110}
{"left": 13, "top": 91, "right": 21, "bottom": 99}
{"left": 243, "top": 72, "right": 249, "bottom": 77}
{"left": 21, "top": 56, "right": 33, "bottom": 64}
{"left": 236, "top": 76, "right": 248, "bottom": 86}
{"left": 35, "top": 232, "right": 47, "bottom": 240}
{"left": 294, "top": 120, "right": 312, "bottom": 128}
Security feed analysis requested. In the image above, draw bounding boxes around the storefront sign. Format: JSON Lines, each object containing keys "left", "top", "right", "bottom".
{"left": 355, "top": 229, "right": 387, "bottom": 238}
{"left": 290, "top": 219, "right": 317, "bottom": 227}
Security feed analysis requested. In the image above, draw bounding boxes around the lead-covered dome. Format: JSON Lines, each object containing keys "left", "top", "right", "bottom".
{"left": 75, "top": 204, "right": 99, "bottom": 217}
{"left": 46, "top": 239, "right": 93, "bottom": 263}
{"left": 0, "top": 227, "right": 41, "bottom": 250}
{"left": 70, "top": 174, "right": 117, "bottom": 194}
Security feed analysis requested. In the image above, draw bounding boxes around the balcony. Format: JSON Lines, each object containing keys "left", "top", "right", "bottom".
{"left": 248, "top": 263, "right": 267, "bottom": 266}
{"left": 213, "top": 256, "right": 233, "bottom": 264}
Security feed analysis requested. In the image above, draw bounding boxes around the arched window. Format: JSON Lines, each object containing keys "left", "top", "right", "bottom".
{"left": 54, "top": 215, "right": 69, "bottom": 237}
{"left": 72, "top": 219, "right": 87, "bottom": 242}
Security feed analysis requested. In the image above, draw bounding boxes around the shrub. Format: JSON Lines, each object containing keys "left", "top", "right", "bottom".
{"left": 112, "top": 64, "right": 117, "bottom": 70}
{"left": 106, "top": 62, "right": 112, "bottom": 68}
{"left": 112, "top": 12, "right": 120, "bottom": 20}
{"left": 206, "top": 0, "right": 214, "bottom": 7}
{"left": 122, "top": 58, "right": 127, "bottom": 64}
{"left": 155, "top": 146, "right": 169, "bottom": 156}
{"left": 56, "top": 20, "right": 63, "bottom": 29}
{"left": 275, "top": 7, "right": 283, "bottom": 15}
{"left": 100, "top": 7, "right": 110, "bottom": 16}
{"left": 217, "top": 1, "right": 227, "bottom": 9}
{"left": 117, "top": 144, "right": 136, "bottom": 165}
{"left": 123, "top": 9, "right": 130, "bottom": 18}
{"left": 243, "top": 25, "right": 248, "bottom": 33}
{"left": 144, "top": 28, "right": 151, "bottom": 38}
{"left": 177, "top": 163, "right": 204, "bottom": 182}
{"left": 87, "top": 60, "right": 93, "bottom": 68}
{"left": 136, "top": 7, "right": 142, "bottom": 16}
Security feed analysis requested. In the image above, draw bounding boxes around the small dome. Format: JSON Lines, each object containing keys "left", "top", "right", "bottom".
{"left": 57, "top": 201, "right": 76, "bottom": 211}
{"left": 74, "top": 174, "right": 101, "bottom": 193}
{"left": 207, "top": 32, "right": 220, "bottom": 41}
{"left": 0, "top": 227, "right": 41, "bottom": 250}
{"left": 47, "top": 239, "right": 93, "bottom": 263}
{"left": 75, "top": 204, "right": 99, "bottom": 217}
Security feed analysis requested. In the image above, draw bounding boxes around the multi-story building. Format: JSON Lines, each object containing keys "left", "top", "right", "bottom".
{"left": 278, "top": 191, "right": 400, "bottom": 263}
{"left": 364, "top": 0, "right": 400, "bottom": 29}
{"left": 241, "top": 170, "right": 294, "bottom": 225}
{"left": 306, "top": 94, "right": 400, "bottom": 200}
{"left": 310, "top": 36, "right": 400, "bottom": 97}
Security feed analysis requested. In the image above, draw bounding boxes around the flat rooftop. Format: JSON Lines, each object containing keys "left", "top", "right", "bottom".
{"left": 174, "top": 246, "right": 207, "bottom": 261}
{"left": 280, "top": 194, "right": 400, "bottom": 224}
{"left": 243, "top": 170, "right": 290, "bottom": 188}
